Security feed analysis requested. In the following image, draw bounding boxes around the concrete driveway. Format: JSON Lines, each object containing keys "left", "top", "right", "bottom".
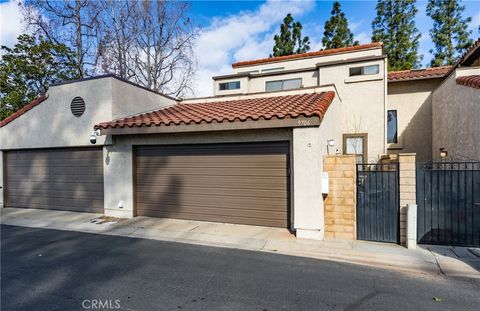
{"left": 2, "top": 225, "right": 480, "bottom": 311}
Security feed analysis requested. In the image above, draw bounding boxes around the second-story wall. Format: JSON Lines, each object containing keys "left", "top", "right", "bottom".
{"left": 432, "top": 67, "right": 480, "bottom": 161}
{"left": 387, "top": 78, "right": 443, "bottom": 161}
{"left": 212, "top": 45, "right": 387, "bottom": 161}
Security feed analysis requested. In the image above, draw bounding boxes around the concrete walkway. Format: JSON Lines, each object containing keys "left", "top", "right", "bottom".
{"left": 2, "top": 207, "right": 479, "bottom": 279}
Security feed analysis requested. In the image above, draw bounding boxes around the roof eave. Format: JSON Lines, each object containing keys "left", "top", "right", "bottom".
{"left": 99, "top": 116, "right": 321, "bottom": 136}
{"left": 387, "top": 76, "right": 447, "bottom": 83}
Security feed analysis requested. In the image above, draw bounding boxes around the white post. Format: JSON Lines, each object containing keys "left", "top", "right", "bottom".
{"left": 407, "top": 204, "right": 417, "bottom": 249}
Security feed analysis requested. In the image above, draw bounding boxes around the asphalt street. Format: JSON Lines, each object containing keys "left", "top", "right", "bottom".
{"left": 1, "top": 224, "right": 479, "bottom": 311}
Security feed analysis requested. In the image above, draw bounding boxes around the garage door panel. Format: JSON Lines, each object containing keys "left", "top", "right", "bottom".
{"left": 135, "top": 142, "right": 290, "bottom": 228}
{"left": 137, "top": 210, "right": 287, "bottom": 228}
{"left": 137, "top": 205, "right": 287, "bottom": 220}
{"left": 7, "top": 189, "right": 104, "bottom": 200}
{"left": 137, "top": 188, "right": 287, "bottom": 202}
{"left": 135, "top": 176, "right": 287, "bottom": 190}
{"left": 5, "top": 148, "right": 104, "bottom": 213}
{"left": 136, "top": 155, "right": 287, "bottom": 167}
{"left": 136, "top": 167, "right": 287, "bottom": 177}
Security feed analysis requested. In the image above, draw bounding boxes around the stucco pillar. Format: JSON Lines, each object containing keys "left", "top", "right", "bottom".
{"left": 398, "top": 153, "right": 416, "bottom": 246}
{"left": 292, "top": 127, "right": 324, "bottom": 240}
{"left": 103, "top": 142, "right": 134, "bottom": 218}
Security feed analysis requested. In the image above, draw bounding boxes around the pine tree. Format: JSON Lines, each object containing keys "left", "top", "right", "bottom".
{"left": 272, "top": 14, "right": 310, "bottom": 57}
{"left": 426, "top": 0, "right": 473, "bottom": 66}
{"left": 372, "top": 0, "right": 421, "bottom": 70}
{"left": 322, "top": 2, "right": 359, "bottom": 49}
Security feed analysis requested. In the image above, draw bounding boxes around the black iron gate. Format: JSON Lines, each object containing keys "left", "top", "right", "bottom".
{"left": 416, "top": 162, "right": 480, "bottom": 247}
{"left": 356, "top": 163, "right": 399, "bottom": 243}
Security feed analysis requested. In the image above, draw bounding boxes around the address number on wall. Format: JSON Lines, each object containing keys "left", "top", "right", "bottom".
{"left": 297, "top": 120, "right": 311, "bottom": 126}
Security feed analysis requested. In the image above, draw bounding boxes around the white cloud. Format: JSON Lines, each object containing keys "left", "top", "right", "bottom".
{"left": 354, "top": 32, "right": 370, "bottom": 44}
{"left": 471, "top": 11, "right": 480, "bottom": 33}
{"left": 0, "top": 0, "right": 24, "bottom": 48}
{"left": 192, "top": 0, "right": 315, "bottom": 97}
{"left": 349, "top": 20, "right": 363, "bottom": 32}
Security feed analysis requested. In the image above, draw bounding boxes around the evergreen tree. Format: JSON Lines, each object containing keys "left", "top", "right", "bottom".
{"left": 272, "top": 14, "right": 310, "bottom": 57}
{"left": 322, "top": 2, "right": 359, "bottom": 49}
{"left": 0, "top": 34, "right": 78, "bottom": 120}
{"left": 372, "top": 0, "right": 421, "bottom": 70}
{"left": 426, "top": 0, "right": 473, "bottom": 66}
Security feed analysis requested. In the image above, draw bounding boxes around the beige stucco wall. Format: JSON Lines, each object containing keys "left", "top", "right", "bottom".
{"left": 320, "top": 59, "right": 387, "bottom": 161}
{"left": 387, "top": 79, "right": 443, "bottom": 161}
{"left": 0, "top": 76, "right": 175, "bottom": 150}
{"left": 432, "top": 67, "right": 480, "bottom": 161}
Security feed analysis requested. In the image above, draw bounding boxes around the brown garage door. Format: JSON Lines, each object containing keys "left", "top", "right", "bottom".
{"left": 4, "top": 148, "right": 104, "bottom": 213}
{"left": 135, "top": 142, "right": 290, "bottom": 228}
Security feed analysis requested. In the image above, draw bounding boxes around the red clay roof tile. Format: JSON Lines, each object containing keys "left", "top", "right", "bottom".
{"left": 0, "top": 95, "right": 48, "bottom": 127}
{"left": 456, "top": 75, "right": 480, "bottom": 89}
{"left": 96, "top": 92, "right": 335, "bottom": 130}
{"left": 231, "top": 43, "right": 383, "bottom": 68}
{"left": 388, "top": 66, "right": 452, "bottom": 82}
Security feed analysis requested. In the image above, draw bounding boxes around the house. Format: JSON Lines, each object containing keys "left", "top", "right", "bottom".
{"left": 387, "top": 39, "right": 480, "bottom": 161}
{"left": 0, "top": 41, "right": 478, "bottom": 241}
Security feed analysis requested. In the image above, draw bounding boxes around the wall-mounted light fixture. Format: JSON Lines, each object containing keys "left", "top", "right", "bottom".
{"left": 439, "top": 148, "right": 448, "bottom": 159}
{"left": 327, "top": 139, "right": 335, "bottom": 155}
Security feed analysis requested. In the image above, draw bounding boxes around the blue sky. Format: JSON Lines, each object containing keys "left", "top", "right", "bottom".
{"left": 1, "top": 0, "right": 479, "bottom": 96}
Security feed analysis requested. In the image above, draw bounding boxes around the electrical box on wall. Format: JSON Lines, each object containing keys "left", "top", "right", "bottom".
{"left": 321, "top": 172, "right": 329, "bottom": 194}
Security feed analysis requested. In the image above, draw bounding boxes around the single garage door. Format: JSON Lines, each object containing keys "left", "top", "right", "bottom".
{"left": 135, "top": 142, "right": 290, "bottom": 228}
{"left": 4, "top": 148, "right": 104, "bottom": 213}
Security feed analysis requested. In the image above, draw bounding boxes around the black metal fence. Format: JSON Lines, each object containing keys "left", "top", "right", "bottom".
{"left": 416, "top": 162, "right": 480, "bottom": 247}
{"left": 356, "top": 163, "right": 399, "bottom": 243}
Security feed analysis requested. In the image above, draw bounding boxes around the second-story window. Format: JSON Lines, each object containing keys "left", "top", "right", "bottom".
{"left": 265, "top": 78, "right": 302, "bottom": 92}
{"left": 219, "top": 81, "right": 241, "bottom": 90}
{"left": 349, "top": 64, "right": 379, "bottom": 76}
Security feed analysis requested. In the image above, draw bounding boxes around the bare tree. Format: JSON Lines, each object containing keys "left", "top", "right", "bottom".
{"left": 99, "top": 1, "right": 198, "bottom": 97}
{"left": 21, "top": 0, "right": 104, "bottom": 78}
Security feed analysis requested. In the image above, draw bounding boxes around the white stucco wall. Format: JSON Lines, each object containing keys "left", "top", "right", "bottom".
{"left": 432, "top": 67, "right": 480, "bottom": 161}
{"left": 387, "top": 79, "right": 443, "bottom": 161}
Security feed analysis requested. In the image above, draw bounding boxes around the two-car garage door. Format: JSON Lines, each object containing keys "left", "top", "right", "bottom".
{"left": 4, "top": 148, "right": 104, "bottom": 213}
{"left": 135, "top": 142, "right": 290, "bottom": 228}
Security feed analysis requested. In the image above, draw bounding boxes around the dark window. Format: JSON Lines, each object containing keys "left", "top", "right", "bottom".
{"left": 219, "top": 81, "right": 241, "bottom": 90}
{"left": 349, "top": 64, "right": 379, "bottom": 76}
{"left": 387, "top": 110, "right": 398, "bottom": 143}
{"left": 265, "top": 78, "right": 302, "bottom": 92}
{"left": 70, "top": 96, "right": 85, "bottom": 117}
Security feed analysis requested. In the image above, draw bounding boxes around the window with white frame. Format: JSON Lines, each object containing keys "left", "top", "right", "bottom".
{"left": 265, "top": 78, "right": 302, "bottom": 92}
{"left": 349, "top": 64, "right": 379, "bottom": 76}
{"left": 219, "top": 81, "right": 241, "bottom": 90}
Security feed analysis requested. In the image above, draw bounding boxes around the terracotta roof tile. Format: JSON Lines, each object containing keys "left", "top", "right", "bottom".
{"left": 231, "top": 43, "right": 383, "bottom": 68}
{"left": 388, "top": 66, "right": 452, "bottom": 82}
{"left": 96, "top": 92, "right": 335, "bottom": 130}
{"left": 0, "top": 95, "right": 48, "bottom": 127}
{"left": 456, "top": 75, "right": 480, "bottom": 89}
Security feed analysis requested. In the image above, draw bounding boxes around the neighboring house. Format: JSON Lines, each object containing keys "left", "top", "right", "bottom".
{"left": 387, "top": 39, "right": 480, "bottom": 161}
{"left": 0, "top": 41, "right": 478, "bottom": 241}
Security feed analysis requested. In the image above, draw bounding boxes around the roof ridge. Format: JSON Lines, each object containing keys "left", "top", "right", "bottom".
{"left": 0, "top": 95, "right": 48, "bottom": 128}
{"left": 231, "top": 43, "right": 383, "bottom": 68}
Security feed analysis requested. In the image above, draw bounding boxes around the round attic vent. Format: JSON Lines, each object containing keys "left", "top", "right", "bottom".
{"left": 71, "top": 96, "right": 85, "bottom": 117}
